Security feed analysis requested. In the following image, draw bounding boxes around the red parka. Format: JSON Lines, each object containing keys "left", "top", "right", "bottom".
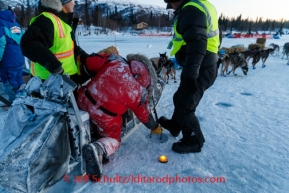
{"left": 77, "top": 54, "right": 157, "bottom": 155}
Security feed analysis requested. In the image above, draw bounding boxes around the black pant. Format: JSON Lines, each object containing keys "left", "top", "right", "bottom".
{"left": 171, "top": 64, "right": 217, "bottom": 147}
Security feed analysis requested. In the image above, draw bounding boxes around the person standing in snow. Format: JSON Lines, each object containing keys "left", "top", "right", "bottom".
{"left": 58, "top": 0, "right": 89, "bottom": 84}
{"left": 159, "top": 0, "right": 220, "bottom": 153}
{"left": 20, "top": 0, "right": 85, "bottom": 83}
{"left": 77, "top": 50, "right": 162, "bottom": 181}
{"left": 0, "top": 1, "right": 25, "bottom": 102}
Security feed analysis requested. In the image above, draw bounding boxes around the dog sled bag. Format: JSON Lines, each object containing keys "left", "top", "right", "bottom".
{"left": 0, "top": 75, "right": 76, "bottom": 193}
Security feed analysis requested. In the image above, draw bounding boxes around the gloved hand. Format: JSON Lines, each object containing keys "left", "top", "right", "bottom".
{"left": 151, "top": 124, "right": 162, "bottom": 135}
{"left": 181, "top": 65, "right": 200, "bottom": 80}
{"left": 78, "top": 46, "right": 88, "bottom": 65}
{"left": 44, "top": 61, "right": 64, "bottom": 74}
{"left": 52, "top": 66, "right": 64, "bottom": 74}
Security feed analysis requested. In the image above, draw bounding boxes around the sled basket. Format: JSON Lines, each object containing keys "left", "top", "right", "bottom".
{"left": 0, "top": 74, "right": 90, "bottom": 193}
{"left": 0, "top": 97, "right": 70, "bottom": 193}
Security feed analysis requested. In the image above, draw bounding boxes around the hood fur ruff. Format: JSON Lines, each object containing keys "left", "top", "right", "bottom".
{"left": 41, "top": 0, "right": 62, "bottom": 12}
{"left": 97, "top": 46, "right": 119, "bottom": 55}
{"left": 126, "top": 54, "right": 158, "bottom": 97}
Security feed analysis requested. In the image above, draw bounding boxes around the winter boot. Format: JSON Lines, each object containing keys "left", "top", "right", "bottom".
{"left": 172, "top": 135, "right": 202, "bottom": 153}
{"left": 158, "top": 116, "right": 180, "bottom": 137}
{"left": 83, "top": 143, "right": 104, "bottom": 182}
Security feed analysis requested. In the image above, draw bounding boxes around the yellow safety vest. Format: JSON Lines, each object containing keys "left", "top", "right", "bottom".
{"left": 170, "top": 0, "right": 220, "bottom": 56}
{"left": 30, "top": 12, "right": 77, "bottom": 80}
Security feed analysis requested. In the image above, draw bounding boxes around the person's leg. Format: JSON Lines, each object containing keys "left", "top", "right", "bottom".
{"left": 173, "top": 65, "right": 217, "bottom": 153}
{"left": 83, "top": 121, "right": 122, "bottom": 182}
{"left": 14, "top": 66, "right": 26, "bottom": 97}
{"left": 0, "top": 68, "right": 20, "bottom": 102}
{"left": 16, "top": 66, "right": 24, "bottom": 87}
{"left": 172, "top": 80, "right": 204, "bottom": 153}
{"left": 79, "top": 90, "right": 123, "bottom": 181}
{"left": 158, "top": 88, "right": 182, "bottom": 137}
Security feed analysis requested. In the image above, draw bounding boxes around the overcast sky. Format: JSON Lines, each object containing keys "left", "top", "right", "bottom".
{"left": 143, "top": 0, "right": 287, "bottom": 21}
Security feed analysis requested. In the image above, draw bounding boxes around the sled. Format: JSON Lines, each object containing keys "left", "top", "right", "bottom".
{"left": 0, "top": 73, "right": 165, "bottom": 193}
{"left": 248, "top": 38, "right": 266, "bottom": 50}
{"left": 42, "top": 75, "right": 165, "bottom": 192}
{"left": 273, "top": 35, "right": 280, "bottom": 39}
{"left": 0, "top": 94, "right": 11, "bottom": 107}
{"left": 0, "top": 74, "right": 91, "bottom": 193}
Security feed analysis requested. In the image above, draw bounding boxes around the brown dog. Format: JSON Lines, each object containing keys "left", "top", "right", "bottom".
{"left": 259, "top": 48, "right": 274, "bottom": 68}
{"left": 220, "top": 51, "right": 248, "bottom": 76}
{"left": 268, "top": 43, "right": 280, "bottom": 56}
{"left": 240, "top": 47, "right": 262, "bottom": 69}
{"left": 249, "top": 48, "right": 274, "bottom": 69}
{"left": 281, "top": 42, "right": 289, "bottom": 60}
{"left": 158, "top": 53, "right": 177, "bottom": 83}
{"left": 220, "top": 54, "right": 231, "bottom": 76}
{"left": 228, "top": 55, "right": 248, "bottom": 76}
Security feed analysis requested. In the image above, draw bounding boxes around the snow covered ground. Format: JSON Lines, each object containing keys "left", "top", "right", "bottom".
{"left": 1, "top": 34, "right": 289, "bottom": 193}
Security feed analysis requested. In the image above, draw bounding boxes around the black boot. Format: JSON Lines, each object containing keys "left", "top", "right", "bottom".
{"left": 172, "top": 135, "right": 202, "bottom": 153}
{"left": 158, "top": 116, "right": 180, "bottom": 137}
{"left": 83, "top": 143, "right": 104, "bottom": 182}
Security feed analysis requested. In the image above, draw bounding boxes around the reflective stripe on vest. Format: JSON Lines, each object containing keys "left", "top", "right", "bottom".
{"left": 170, "top": 0, "right": 220, "bottom": 56}
{"left": 29, "top": 12, "right": 77, "bottom": 79}
{"left": 54, "top": 44, "right": 74, "bottom": 59}
{"left": 48, "top": 12, "right": 65, "bottom": 38}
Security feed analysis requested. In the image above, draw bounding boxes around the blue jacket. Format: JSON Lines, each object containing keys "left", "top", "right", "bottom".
{"left": 0, "top": 10, "right": 24, "bottom": 69}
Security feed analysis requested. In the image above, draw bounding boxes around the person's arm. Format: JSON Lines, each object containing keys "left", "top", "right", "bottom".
{"left": 133, "top": 104, "right": 158, "bottom": 130}
{"left": 20, "top": 15, "right": 63, "bottom": 73}
{"left": 85, "top": 53, "right": 110, "bottom": 73}
{"left": 0, "top": 28, "right": 6, "bottom": 62}
{"left": 178, "top": 6, "right": 207, "bottom": 79}
{"left": 218, "top": 26, "right": 223, "bottom": 48}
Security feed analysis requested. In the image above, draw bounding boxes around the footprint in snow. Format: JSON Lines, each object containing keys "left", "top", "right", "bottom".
{"left": 215, "top": 102, "right": 233, "bottom": 108}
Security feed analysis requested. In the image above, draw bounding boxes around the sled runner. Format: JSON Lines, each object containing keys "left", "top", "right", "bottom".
{"left": 0, "top": 94, "right": 11, "bottom": 107}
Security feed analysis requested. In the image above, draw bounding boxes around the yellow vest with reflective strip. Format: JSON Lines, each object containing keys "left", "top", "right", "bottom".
{"left": 170, "top": 0, "right": 220, "bottom": 56}
{"left": 30, "top": 12, "right": 77, "bottom": 80}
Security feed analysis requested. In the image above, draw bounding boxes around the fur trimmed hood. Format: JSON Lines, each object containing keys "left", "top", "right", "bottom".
{"left": 97, "top": 46, "right": 119, "bottom": 55}
{"left": 126, "top": 54, "right": 158, "bottom": 97}
{"left": 41, "top": 0, "right": 62, "bottom": 12}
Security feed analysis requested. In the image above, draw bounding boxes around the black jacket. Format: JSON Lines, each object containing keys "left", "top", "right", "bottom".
{"left": 173, "top": 0, "right": 217, "bottom": 68}
{"left": 20, "top": 5, "right": 79, "bottom": 74}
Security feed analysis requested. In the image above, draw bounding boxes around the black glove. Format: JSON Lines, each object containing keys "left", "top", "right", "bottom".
{"left": 78, "top": 46, "right": 88, "bottom": 65}
{"left": 181, "top": 65, "right": 200, "bottom": 80}
{"left": 52, "top": 66, "right": 64, "bottom": 74}
{"left": 45, "top": 62, "right": 64, "bottom": 74}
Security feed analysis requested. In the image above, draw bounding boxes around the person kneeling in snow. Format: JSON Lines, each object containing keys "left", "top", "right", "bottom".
{"left": 76, "top": 51, "right": 162, "bottom": 181}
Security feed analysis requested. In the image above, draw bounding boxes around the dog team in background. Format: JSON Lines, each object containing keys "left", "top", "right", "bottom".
{"left": 150, "top": 40, "right": 288, "bottom": 79}
{"left": 218, "top": 41, "right": 289, "bottom": 77}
